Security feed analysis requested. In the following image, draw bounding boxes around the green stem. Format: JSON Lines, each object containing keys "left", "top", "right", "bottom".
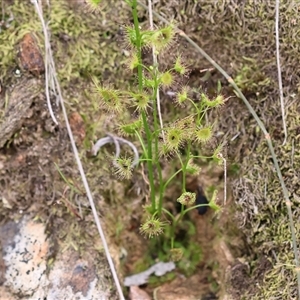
{"left": 181, "top": 142, "right": 191, "bottom": 193}
{"left": 132, "top": 0, "right": 156, "bottom": 210}
{"left": 162, "top": 207, "right": 176, "bottom": 248}
{"left": 142, "top": 111, "right": 156, "bottom": 210}
{"left": 162, "top": 168, "right": 182, "bottom": 194}
{"left": 187, "top": 98, "right": 200, "bottom": 114}
{"left": 182, "top": 203, "right": 209, "bottom": 216}
{"left": 134, "top": 129, "right": 147, "bottom": 159}
{"left": 162, "top": 207, "right": 175, "bottom": 222}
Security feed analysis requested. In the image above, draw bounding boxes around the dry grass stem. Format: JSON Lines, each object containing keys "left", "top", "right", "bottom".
{"left": 275, "top": 0, "right": 287, "bottom": 145}
{"left": 32, "top": 1, "right": 125, "bottom": 298}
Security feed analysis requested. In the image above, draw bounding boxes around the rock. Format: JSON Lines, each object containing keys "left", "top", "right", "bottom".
{"left": 129, "top": 286, "right": 151, "bottom": 300}
{"left": 1, "top": 217, "right": 49, "bottom": 296}
{"left": 69, "top": 112, "right": 86, "bottom": 146}
{"left": 0, "top": 216, "right": 116, "bottom": 299}
{"left": 16, "top": 33, "right": 45, "bottom": 76}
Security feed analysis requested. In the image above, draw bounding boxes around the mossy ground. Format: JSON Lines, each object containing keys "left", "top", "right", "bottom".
{"left": 0, "top": 0, "right": 227, "bottom": 299}
{"left": 187, "top": 1, "right": 300, "bottom": 298}
{"left": 1, "top": 0, "right": 299, "bottom": 299}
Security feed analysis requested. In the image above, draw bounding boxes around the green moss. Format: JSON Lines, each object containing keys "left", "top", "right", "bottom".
{"left": 234, "top": 57, "right": 271, "bottom": 93}
{"left": 234, "top": 100, "right": 300, "bottom": 298}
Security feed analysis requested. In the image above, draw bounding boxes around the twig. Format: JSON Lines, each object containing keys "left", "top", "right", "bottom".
{"left": 92, "top": 134, "right": 139, "bottom": 167}
{"left": 137, "top": 2, "right": 300, "bottom": 297}
{"left": 275, "top": 0, "right": 287, "bottom": 145}
{"left": 32, "top": 0, "right": 58, "bottom": 125}
{"left": 92, "top": 136, "right": 121, "bottom": 157}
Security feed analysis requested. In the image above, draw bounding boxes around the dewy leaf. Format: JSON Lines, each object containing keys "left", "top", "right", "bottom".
{"left": 124, "top": 261, "right": 175, "bottom": 286}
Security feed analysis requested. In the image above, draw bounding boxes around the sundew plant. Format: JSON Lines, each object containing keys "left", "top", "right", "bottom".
{"left": 88, "top": 0, "right": 223, "bottom": 260}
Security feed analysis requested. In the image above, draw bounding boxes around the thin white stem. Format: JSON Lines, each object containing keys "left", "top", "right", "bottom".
{"left": 275, "top": 0, "right": 287, "bottom": 145}
{"left": 148, "top": 0, "right": 165, "bottom": 141}
{"left": 291, "top": 138, "right": 294, "bottom": 168}
{"left": 32, "top": 1, "right": 125, "bottom": 299}
{"left": 32, "top": 0, "right": 58, "bottom": 125}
